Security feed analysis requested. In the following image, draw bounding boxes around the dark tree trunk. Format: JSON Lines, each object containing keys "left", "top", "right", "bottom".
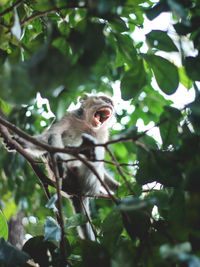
{"left": 8, "top": 211, "right": 25, "bottom": 249}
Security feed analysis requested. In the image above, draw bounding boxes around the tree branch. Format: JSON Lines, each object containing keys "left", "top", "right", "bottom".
{"left": 20, "top": 4, "right": 87, "bottom": 27}
{"left": 104, "top": 118, "right": 169, "bottom": 146}
{"left": 106, "top": 146, "right": 135, "bottom": 195}
{"left": 0, "top": 124, "right": 55, "bottom": 196}
{"left": 0, "top": 0, "right": 24, "bottom": 17}
{"left": 0, "top": 115, "right": 169, "bottom": 156}
{"left": 74, "top": 154, "right": 119, "bottom": 205}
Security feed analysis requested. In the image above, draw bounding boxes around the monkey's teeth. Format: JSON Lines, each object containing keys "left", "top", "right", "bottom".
{"left": 94, "top": 107, "right": 112, "bottom": 126}
{"left": 94, "top": 116, "right": 102, "bottom": 125}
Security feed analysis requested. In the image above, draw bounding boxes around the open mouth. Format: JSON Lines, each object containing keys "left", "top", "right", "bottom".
{"left": 93, "top": 107, "right": 112, "bottom": 126}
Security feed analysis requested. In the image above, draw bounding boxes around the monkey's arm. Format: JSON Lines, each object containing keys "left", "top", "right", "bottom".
{"left": 2, "top": 132, "right": 50, "bottom": 157}
{"left": 104, "top": 171, "right": 121, "bottom": 192}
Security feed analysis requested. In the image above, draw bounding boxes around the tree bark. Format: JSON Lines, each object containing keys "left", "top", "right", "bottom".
{"left": 8, "top": 211, "right": 25, "bottom": 249}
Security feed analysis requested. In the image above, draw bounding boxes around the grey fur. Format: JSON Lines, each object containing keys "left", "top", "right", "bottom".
{"left": 9, "top": 95, "right": 120, "bottom": 240}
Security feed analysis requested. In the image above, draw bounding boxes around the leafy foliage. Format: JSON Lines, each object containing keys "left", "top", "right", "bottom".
{"left": 0, "top": 238, "right": 30, "bottom": 267}
{"left": 0, "top": 210, "right": 8, "bottom": 241}
{"left": 0, "top": 0, "right": 200, "bottom": 266}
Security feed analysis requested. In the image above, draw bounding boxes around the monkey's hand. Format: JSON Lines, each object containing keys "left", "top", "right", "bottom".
{"left": 1, "top": 136, "right": 16, "bottom": 151}
{"left": 104, "top": 171, "right": 121, "bottom": 192}
{"left": 1, "top": 135, "right": 27, "bottom": 152}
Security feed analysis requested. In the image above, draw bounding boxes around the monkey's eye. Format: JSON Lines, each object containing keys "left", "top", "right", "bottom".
{"left": 101, "top": 97, "right": 113, "bottom": 105}
{"left": 77, "top": 108, "right": 84, "bottom": 117}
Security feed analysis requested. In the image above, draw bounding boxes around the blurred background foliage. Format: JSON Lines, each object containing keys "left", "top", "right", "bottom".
{"left": 0, "top": 0, "right": 200, "bottom": 266}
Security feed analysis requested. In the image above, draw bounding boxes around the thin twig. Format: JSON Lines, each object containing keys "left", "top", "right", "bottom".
{"left": 0, "top": 23, "right": 10, "bottom": 29}
{"left": 0, "top": 124, "right": 54, "bottom": 196}
{"left": 104, "top": 118, "right": 169, "bottom": 146}
{"left": 74, "top": 154, "right": 119, "bottom": 205}
{"left": 0, "top": 0, "right": 24, "bottom": 17}
{"left": 80, "top": 198, "right": 97, "bottom": 241}
{"left": 59, "top": 157, "right": 137, "bottom": 167}
{"left": 20, "top": 4, "right": 87, "bottom": 27}
{"left": 106, "top": 146, "right": 135, "bottom": 195}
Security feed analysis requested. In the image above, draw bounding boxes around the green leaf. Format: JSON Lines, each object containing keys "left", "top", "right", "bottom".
{"left": 0, "top": 238, "right": 30, "bottom": 267}
{"left": 0, "top": 62, "right": 35, "bottom": 104}
{"left": 0, "top": 49, "right": 7, "bottom": 68}
{"left": 121, "top": 59, "right": 147, "bottom": 100}
{"left": 178, "top": 66, "right": 193, "bottom": 89}
{"left": 97, "top": 0, "right": 115, "bottom": 14}
{"left": 111, "top": 239, "right": 135, "bottom": 267}
{"left": 28, "top": 46, "right": 71, "bottom": 92}
{"left": 138, "top": 134, "right": 159, "bottom": 151}
{"left": 174, "top": 22, "right": 192, "bottom": 35}
{"left": 0, "top": 98, "right": 11, "bottom": 115}
{"left": 146, "top": 2, "right": 170, "bottom": 20}
{"left": 102, "top": 211, "right": 123, "bottom": 253}
{"left": 69, "top": 21, "right": 105, "bottom": 67}
{"left": 149, "top": 190, "right": 170, "bottom": 218}
{"left": 146, "top": 55, "right": 179, "bottom": 95}
{"left": 23, "top": 236, "right": 59, "bottom": 266}
{"left": 31, "top": 0, "right": 53, "bottom": 12}
{"left": 52, "top": 37, "right": 70, "bottom": 55}
{"left": 81, "top": 240, "right": 110, "bottom": 267}
{"left": 109, "top": 18, "right": 129, "bottom": 33}
{"left": 44, "top": 216, "right": 61, "bottom": 243}
{"left": 113, "top": 125, "right": 138, "bottom": 139}
{"left": 0, "top": 210, "right": 8, "bottom": 241}
{"left": 159, "top": 106, "right": 181, "bottom": 148}
{"left": 185, "top": 166, "right": 200, "bottom": 192}
{"left": 117, "top": 197, "right": 155, "bottom": 211}
{"left": 122, "top": 210, "right": 150, "bottom": 240}
{"left": 146, "top": 30, "right": 178, "bottom": 52}
{"left": 160, "top": 242, "right": 191, "bottom": 259}
{"left": 185, "top": 56, "right": 200, "bottom": 81}
{"left": 117, "top": 183, "right": 142, "bottom": 198}
{"left": 136, "top": 149, "right": 182, "bottom": 187}
{"left": 159, "top": 242, "right": 200, "bottom": 266}
{"left": 116, "top": 34, "right": 137, "bottom": 65}
{"left": 167, "top": 0, "right": 189, "bottom": 25}
{"left": 65, "top": 213, "right": 88, "bottom": 229}
{"left": 187, "top": 96, "right": 200, "bottom": 134}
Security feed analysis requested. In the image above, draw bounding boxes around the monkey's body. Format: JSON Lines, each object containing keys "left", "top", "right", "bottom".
{"left": 5, "top": 95, "right": 119, "bottom": 240}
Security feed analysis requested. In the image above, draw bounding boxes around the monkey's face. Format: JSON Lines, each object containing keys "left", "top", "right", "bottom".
{"left": 79, "top": 95, "right": 114, "bottom": 128}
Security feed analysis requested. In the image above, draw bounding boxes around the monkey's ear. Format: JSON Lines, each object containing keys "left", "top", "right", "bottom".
{"left": 78, "top": 93, "right": 89, "bottom": 103}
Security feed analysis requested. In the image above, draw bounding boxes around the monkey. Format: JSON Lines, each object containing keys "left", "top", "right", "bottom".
{"left": 2, "top": 94, "right": 120, "bottom": 240}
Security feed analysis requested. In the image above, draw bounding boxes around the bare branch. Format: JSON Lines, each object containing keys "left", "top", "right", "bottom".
{"left": 106, "top": 146, "right": 135, "bottom": 196}
{"left": 0, "top": 0, "right": 24, "bottom": 17}
{"left": 104, "top": 118, "right": 169, "bottom": 146}
{"left": 0, "top": 124, "right": 55, "bottom": 196}
{"left": 0, "top": 128, "right": 116, "bottom": 201}
{"left": 74, "top": 154, "right": 119, "bottom": 205}
{"left": 20, "top": 5, "right": 87, "bottom": 27}
{"left": 0, "top": 115, "right": 93, "bottom": 155}
{"left": 0, "top": 115, "right": 169, "bottom": 156}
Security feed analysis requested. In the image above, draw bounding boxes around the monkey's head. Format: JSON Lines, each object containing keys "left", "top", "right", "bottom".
{"left": 77, "top": 94, "right": 114, "bottom": 128}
